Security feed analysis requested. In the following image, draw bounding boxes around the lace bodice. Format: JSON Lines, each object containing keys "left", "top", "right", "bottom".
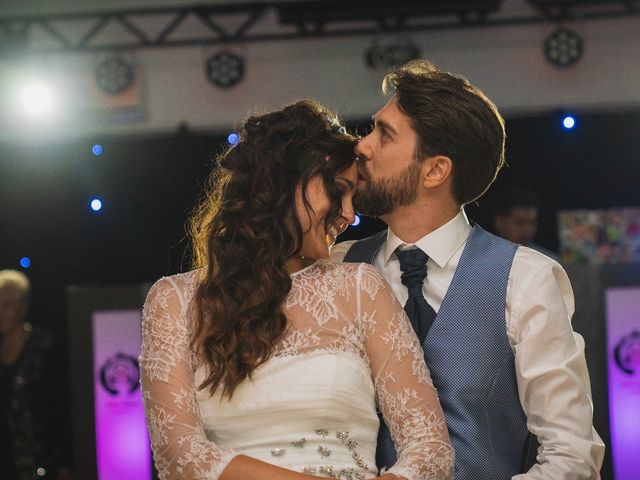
{"left": 140, "top": 261, "right": 454, "bottom": 480}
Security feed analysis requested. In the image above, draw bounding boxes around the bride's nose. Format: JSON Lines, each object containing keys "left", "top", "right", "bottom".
{"left": 339, "top": 203, "right": 355, "bottom": 231}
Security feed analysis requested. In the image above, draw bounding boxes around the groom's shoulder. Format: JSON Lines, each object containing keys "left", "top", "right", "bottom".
{"left": 328, "top": 239, "right": 357, "bottom": 262}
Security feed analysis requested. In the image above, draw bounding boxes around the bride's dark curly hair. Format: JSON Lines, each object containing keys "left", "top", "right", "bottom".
{"left": 190, "top": 100, "right": 357, "bottom": 398}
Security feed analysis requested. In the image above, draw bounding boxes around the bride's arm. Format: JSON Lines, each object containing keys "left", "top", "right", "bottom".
{"left": 140, "top": 277, "right": 320, "bottom": 480}
{"left": 356, "top": 264, "right": 455, "bottom": 480}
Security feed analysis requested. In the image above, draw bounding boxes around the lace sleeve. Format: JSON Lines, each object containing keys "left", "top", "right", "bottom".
{"left": 140, "top": 276, "right": 239, "bottom": 480}
{"left": 356, "top": 264, "right": 454, "bottom": 480}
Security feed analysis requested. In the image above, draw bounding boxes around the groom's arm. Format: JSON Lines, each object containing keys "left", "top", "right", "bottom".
{"left": 508, "top": 248, "right": 605, "bottom": 480}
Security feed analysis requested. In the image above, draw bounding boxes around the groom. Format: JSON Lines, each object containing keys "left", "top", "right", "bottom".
{"left": 331, "top": 60, "right": 604, "bottom": 479}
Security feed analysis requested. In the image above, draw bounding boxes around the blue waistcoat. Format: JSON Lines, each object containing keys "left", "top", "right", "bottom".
{"left": 344, "top": 226, "right": 529, "bottom": 479}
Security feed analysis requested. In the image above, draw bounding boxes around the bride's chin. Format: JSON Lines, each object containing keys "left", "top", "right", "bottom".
{"left": 325, "top": 225, "right": 339, "bottom": 248}
{"left": 325, "top": 234, "right": 336, "bottom": 248}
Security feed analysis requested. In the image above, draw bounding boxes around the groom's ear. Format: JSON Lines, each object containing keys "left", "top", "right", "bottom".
{"left": 421, "top": 155, "right": 452, "bottom": 189}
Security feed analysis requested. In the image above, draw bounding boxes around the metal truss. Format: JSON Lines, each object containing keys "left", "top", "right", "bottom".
{"left": 0, "top": 0, "right": 638, "bottom": 55}
{"left": 527, "top": 0, "right": 638, "bottom": 20}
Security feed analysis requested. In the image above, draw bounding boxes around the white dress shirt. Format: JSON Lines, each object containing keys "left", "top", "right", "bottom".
{"left": 330, "top": 210, "right": 605, "bottom": 480}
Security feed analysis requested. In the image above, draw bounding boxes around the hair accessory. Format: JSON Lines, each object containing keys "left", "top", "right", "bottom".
{"left": 331, "top": 124, "right": 347, "bottom": 135}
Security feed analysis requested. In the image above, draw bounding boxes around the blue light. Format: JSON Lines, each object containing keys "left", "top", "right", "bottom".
{"left": 227, "top": 132, "right": 239, "bottom": 145}
{"left": 352, "top": 214, "right": 361, "bottom": 227}
{"left": 562, "top": 115, "right": 576, "bottom": 130}
{"left": 90, "top": 198, "right": 103, "bottom": 212}
{"left": 92, "top": 144, "right": 103, "bottom": 156}
{"left": 20, "top": 257, "right": 31, "bottom": 268}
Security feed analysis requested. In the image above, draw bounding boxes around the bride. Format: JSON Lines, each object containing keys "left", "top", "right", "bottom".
{"left": 140, "top": 100, "right": 454, "bottom": 480}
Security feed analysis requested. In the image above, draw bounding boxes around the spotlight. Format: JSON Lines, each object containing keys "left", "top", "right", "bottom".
{"left": 352, "top": 214, "right": 361, "bottom": 227}
{"left": 21, "top": 83, "right": 54, "bottom": 116}
{"left": 227, "top": 132, "right": 239, "bottom": 145}
{"left": 90, "top": 197, "right": 103, "bottom": 212}
{"left": 92, "top": 144, "right": 103, "bottom": 156}
{"left": 205, "top": 51, "right": 245, "bottom": 89}
{"left": 95, "top": 56, "right": 134, "bottom": 95}
{"left": 562, "top": 115, "right": 576, "bottom": 130}
{"left": 20, "top": 257, "right": 31, "bottom": 269}
{"left": 365, "top": 40, "right": 420, "bottom": 69}
{"left": 544, "top": 28, "right": 583, "bottom": 68}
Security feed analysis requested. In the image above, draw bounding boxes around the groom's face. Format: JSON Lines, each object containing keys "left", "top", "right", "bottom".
{"left": 353, "top": 97, "right": 422, "bottom": 217}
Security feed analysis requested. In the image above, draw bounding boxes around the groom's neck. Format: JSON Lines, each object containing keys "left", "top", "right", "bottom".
{"left": 381, "top": 198, "right": 460, "bottom": 244}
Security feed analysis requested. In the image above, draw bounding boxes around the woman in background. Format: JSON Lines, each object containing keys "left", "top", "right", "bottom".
{"left": 0, "top": 269, "right": 72, "bottom": 480}
{"left": 140, "top": 100, "right": 454, "bottom": 480}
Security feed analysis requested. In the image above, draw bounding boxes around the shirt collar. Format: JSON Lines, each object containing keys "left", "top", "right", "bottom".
{"left": 382, "top": 210, "right": 471, "bottom": 268}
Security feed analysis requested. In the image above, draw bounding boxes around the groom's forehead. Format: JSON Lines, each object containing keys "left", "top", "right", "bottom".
{"left": 373, "top": 98, "right": 414, "bottom": 134}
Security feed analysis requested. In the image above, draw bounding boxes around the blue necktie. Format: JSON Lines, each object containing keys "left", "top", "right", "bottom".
{"left": 376, "top": 246, "right": 437, "bottom": 472}
{"left": 395, "top": 247, "right": 437, "bottom": 345}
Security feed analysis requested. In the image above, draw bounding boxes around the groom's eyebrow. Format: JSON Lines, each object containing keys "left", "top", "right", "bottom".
{"left": 372, "top": 115, "right": 397, "bottom": 136}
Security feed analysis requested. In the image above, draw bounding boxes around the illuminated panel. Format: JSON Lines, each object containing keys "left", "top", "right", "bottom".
{"left": 605, "top": 287, "right": 640, "bottom": 479}
{"left": 92, "top": 310, "right": 152, "bottom": 480}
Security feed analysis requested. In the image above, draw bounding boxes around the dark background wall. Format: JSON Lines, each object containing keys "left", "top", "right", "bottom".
{"left": 1, "top": 107, "right": 639, "bottom": 479}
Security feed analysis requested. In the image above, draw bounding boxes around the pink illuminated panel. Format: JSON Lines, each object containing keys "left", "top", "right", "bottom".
{"left": 92, "top": 310, "right": 152, "bottom": 480}
{"left": 605, "top": 288, "right": 640, "bottom": 479}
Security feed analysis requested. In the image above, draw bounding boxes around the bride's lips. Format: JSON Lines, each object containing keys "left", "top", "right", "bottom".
{"left": 356, "top": 168, "right": 367, "bottom": 189}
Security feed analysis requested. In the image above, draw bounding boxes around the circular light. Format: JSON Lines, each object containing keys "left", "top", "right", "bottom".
{"left": 227, "top": 132, "right": 239, "bottom": 145}
{"left": 562, "top": 115, "right": 576, "bottom": 130}
{"left": 90, "top": 198, "right": 103, "bottom": 212}
{"left": 92, "top": 144, "right": 103, "bottom": 156}
{"left": 352, "top": 214, "right": 361, "bottom": 227}
{"left": 20, "top": 257, "right": 31, "bottom": 268}
{"left": 205, "top": 51, "right": 245, "bottom": 89}
{"left": 544, "top": 28, "right": 583, "bottom": 68}
{"left": 95, "top": 56, "right": 134, "bottom": 95}
{"left": 21, "top": 83, "right": 53, "bottom": 115}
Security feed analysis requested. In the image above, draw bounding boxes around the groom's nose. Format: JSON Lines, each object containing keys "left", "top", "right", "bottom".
{"left": 354, "top": 134, "right": 372, "bottom": 160}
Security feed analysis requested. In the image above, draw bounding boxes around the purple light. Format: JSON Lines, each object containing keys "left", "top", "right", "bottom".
{"left": 605, "top": 288, "right": 640, "bottom": 479}
{"left": 93, "top": 311, "right": 152, "bottom": 480}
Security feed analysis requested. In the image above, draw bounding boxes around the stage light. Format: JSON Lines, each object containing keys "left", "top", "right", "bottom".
{"left": 562, "top": 115, "right": 576, "bottom": 130}
{"left": 205, "top": 51, "right": 245, "bottom": 89}
{"left": 90, "top": 198, "right": 103, "bottom": 212}
{"left": 227, "top": 132, "right": 239, "bottom": 145}
{"left": 21, "top": 83, "right": 54, "bottom": 116}
{"left": 95, "top": 56, "right": 134, "bottom": 95}
{"left": 352, "top": 214, "right": 361, "bottom": 227}
{"left": 544, "top": 28, "right": 583, "bottom": 68}
{"left": 92, "top": 144, "right": 103, "bottom": 156}
{"left": 366, "top": 39, "right": 420, "bottom": 69}
{"left": 20, "top": 257, "right": 31, "bottom": 268}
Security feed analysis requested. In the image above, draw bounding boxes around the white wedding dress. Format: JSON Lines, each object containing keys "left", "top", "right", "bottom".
{"left": 140, "top": 261, "right": 454, "bottom": 480}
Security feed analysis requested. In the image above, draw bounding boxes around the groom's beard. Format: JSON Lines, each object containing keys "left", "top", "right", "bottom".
{"left": 353, "top": 159, "right": 421, "bottom": 217}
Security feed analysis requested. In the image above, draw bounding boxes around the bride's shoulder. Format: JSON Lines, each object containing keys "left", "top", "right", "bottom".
{"left": 316, "top": 261, "right": 388, "bottom": 291}
{"left": 144, "top": 269, "right": 202, "bottom": 308}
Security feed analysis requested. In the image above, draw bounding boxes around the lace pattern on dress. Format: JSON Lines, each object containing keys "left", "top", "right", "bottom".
{"left": 140, "top": 262, "right": 454, "bottom": 480}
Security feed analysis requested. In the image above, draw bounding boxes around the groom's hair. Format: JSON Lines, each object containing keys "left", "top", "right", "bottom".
{"left": 383, "top": 60, "right": 506, "bottom": 206}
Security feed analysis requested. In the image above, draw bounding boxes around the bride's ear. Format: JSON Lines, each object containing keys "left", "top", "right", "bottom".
{"left": 421, "top": 155, "right": 452, "bottom": 189}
